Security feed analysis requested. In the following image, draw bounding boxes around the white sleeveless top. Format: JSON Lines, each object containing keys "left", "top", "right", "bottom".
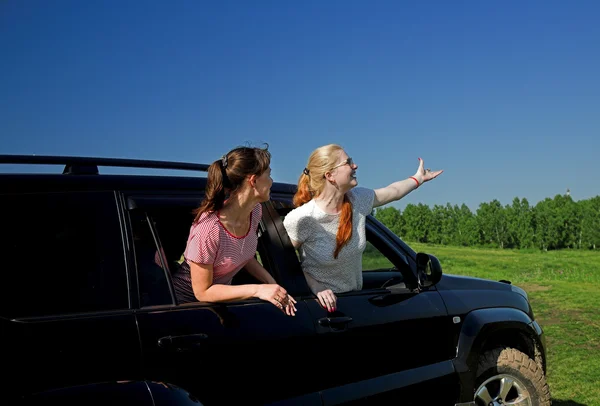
{"left": 283, "top": 187, "right": 375, "bottom": 294}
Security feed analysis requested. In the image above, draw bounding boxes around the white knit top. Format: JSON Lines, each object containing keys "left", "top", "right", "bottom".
{"left": 283, "top": 187, "right": 375, "bottom": 294}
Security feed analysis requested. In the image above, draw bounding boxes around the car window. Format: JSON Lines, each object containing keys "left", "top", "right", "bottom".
{"left": 362, "top": 240, "right": 395, "bottom": 272}
{"left": 0, "top": 192, "right": 128, "bottom": 319}
{"left": 132, "top": 205, "right": 271, "bottom": 306}
{"left": 131, "top": 212, "right": 174, "bottom": 307}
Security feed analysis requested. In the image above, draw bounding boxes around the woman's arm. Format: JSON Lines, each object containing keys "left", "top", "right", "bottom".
{"left": 189, "top": 260, "right": 297, "bottom": 315}
{"left": 190, "top": 261, "right": 260, "bottom": 302}
{"left": 373, "top": 158, "right": 443, "bottom": 208}
{"left": 304, "top": 273, "right": 337, "bottom": 312}
{"left": 289, "top": 238, "right": 302, "bottom": 249}
{"left": 373, "top": 178, "right": 420, "bottom": 208}
{"left": 244, "top": 257, "right": 277, "bottom": 284}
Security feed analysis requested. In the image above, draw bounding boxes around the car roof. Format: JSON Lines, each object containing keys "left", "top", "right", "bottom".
{"left": 0, "top": 154, "right": 297, "bottom": 196}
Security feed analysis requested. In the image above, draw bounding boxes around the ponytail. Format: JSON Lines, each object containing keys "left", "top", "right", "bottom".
{"left": 193, "top": 145, "right": 271, "bottom": 223}
{"left": 334, "top": 195, "right": 353, "bottom": 258}
{"left": 193, "top": 160, "right": 228, "bottom": 222}
{"left": 292, "top": 173, "right": 312, "bottom": 207}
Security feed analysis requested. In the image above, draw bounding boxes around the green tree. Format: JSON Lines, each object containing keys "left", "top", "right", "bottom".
{"left": 455, "top": 204, "right": 479, "bottom": 246}
{"left": 506, "top": 197, "right": 534, "bottom": 249}
{"left": 401, "top": 203, "right": 433, "bottom": 243}
{"left": 580, "top": 196, "right": 600, "bottom": 249}
{"left": 533, "top": 195, "right": 579, "bottom": 250}
{"left": 374, "top": 206, "right": 404, "bottom": 237}
{"left": 429, "top": 204, "right": 448, "bottom": 244}
{"left": 533, "top": 198, "right": 554, "bottom": 250}
{"left": 477, "top": 200, "right": 509, "bottom": 248}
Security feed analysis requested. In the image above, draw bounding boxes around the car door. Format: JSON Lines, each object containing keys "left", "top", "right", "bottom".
{"left": 126, "top": 195, "right": 318, "bottom": 406}
{"left": 0, "top": 191, "right": 141, "bottom": 403}
{"left": 305, "top": 218, "right": 458, "bottom": 405}
{"left": 268, "top": 200, "right": 458, "bottom": 405}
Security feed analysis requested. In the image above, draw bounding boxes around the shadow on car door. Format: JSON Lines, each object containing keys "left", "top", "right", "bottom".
{"left": 137, "top": 300, "right": 317, "bottom": 406}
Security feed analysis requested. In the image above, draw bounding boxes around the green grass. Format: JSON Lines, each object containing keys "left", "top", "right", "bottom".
{"left": 404, "top": 243, "right": 600, "bottom": 405}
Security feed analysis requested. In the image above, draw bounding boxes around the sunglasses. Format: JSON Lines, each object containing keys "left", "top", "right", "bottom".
{"left": 331, "top": 157, "right": 353, "bottom": 170}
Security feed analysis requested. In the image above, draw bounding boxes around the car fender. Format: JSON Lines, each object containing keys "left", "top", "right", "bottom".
{"left": 452, "top": 307, "right": 543, "bottom": 401}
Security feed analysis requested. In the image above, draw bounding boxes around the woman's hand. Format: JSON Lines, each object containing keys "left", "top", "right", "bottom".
{"left": 414, "top": 157, "right": 443, "bottom": 185}
{"left": 317, "top": 289, "right": 337, "bottom": 312}
{"left": 255, "top": 284, "right": 297, "bottom": 316}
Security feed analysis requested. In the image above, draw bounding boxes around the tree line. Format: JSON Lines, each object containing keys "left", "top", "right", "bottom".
{"left": 374, "top": 194, "right": 600, "bottom": 250}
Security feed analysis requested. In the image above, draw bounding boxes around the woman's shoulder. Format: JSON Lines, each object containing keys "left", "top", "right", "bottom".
{"left": 349, "top": 187, "right": 375, "bottom": 201}
{"left": 251, "top": 203, "right": 263, "bottom": 226}
{"left": 287, "top": 200, "right": 314, "bottom": 216}
{"left": 348, "top": 187, "right": 375, "bottom": 212}
{"left": 251, "top": 202, "right": 262, "bottom": 217}
{"left": 191, "top": 211, "right": 220, "bottom": 233}
{"left": 283, "top": 201, "right": 314, "bottom": 225}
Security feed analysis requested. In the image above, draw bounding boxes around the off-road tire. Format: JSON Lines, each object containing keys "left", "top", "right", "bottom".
{"left": 474, "top": 347, "right": 551, "bottom": 406}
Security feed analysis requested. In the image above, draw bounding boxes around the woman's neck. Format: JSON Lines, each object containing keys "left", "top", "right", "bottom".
{"left": 315, "top": 187, "right": 346, "bottom": 214}
{"left": 220, "top": 192, "right": 256, "bottom": 222}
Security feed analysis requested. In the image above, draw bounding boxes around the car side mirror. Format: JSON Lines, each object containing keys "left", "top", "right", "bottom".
{"left": 416, "top": 253, "right": 442, "bottom": 289}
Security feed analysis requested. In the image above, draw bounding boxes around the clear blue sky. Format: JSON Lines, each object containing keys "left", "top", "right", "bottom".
{"left": 1, "top": 0, "right": 598, "bottom": 211}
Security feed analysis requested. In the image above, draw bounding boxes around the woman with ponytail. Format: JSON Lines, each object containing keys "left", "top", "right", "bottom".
{"left": 283, "top": 144, "right": 442, "bottom": 312}
{"left": 172, "top": 145, "right": 297, "bottom": 316}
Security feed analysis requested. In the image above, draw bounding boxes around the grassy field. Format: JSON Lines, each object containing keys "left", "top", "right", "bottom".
{"left": 397, "top": 243, "right": 600, "bottom": 406}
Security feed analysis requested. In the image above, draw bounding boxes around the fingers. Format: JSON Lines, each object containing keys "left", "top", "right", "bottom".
{"left": 317, "top": 290, "right": 337, "bottom": 312}
{"left": 259, "top": 285, "right": 298, "bottom": 316}
{"left": 272, "top": 286, "right": 288, "bottom": 303}
{"left": 284, "top": 299, "right": 296, "bottom": 316}
{"left": 423, "top": 169, "right": 444, "bottom": 182}
{"left": 272, "top": 289, "right": 297, "bottom": 316}
{"left": 284, "top": 294, "right": 297, "bottom": 316}
{"left": 270, "top": 297, "right": 285, "bottom": 312}
{"left": 418, "top": 157, "right": 424, "bottom": 173}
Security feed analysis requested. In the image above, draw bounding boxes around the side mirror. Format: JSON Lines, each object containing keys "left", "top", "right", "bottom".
{"left": 416, "top": 253, "right": 442, "bottom": 289}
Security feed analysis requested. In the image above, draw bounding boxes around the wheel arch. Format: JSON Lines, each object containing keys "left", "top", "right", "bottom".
{"left": 452, "top": 307, "right": 546, "bottom": 403}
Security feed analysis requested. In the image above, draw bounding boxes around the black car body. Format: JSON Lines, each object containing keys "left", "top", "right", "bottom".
{"left": 0, "top": 156, "right": 549, "bottom": 406}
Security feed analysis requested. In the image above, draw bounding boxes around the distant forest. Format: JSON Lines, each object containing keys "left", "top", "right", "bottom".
{"left": 374, "top": 194, "right": 600, "bottom": 251}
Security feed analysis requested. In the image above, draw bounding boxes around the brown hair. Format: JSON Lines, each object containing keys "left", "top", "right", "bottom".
{"left": 193, "top": 145, "right": 271, "bottom": 222}
{"left": 293, "top": 144, "right": 353, "bottom": 259}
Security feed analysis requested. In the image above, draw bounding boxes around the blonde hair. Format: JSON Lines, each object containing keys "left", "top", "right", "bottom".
{"left": 293, "top": 144, "right": 353, "bottom": 259}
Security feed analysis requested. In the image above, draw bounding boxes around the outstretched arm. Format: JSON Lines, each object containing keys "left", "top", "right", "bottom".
{"left": 373, "top": 158, "right": 443, "bottom": 208}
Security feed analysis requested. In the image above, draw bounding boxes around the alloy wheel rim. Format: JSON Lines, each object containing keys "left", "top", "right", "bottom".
{"left": 474, "top": 373, "right": 532, "bottom": 406}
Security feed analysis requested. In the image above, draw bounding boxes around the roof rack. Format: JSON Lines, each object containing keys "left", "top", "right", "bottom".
{"left": 0, "top": 155, "right": 210, "bottom": 175}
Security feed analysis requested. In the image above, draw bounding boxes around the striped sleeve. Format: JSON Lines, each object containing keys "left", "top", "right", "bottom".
{"left": 185, "top": 216, "right": 220, "bottom": 265}
{"left": 253, "top": 203, "right": 263, "bottom": 233}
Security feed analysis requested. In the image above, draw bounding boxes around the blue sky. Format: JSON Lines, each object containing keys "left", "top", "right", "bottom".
{"left": 1, "top": 0, "right": 598, "bottom": 211}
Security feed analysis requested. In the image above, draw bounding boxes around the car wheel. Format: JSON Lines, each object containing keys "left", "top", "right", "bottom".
{"left": 474, "top": 347, "right": 550, "bottom": 406}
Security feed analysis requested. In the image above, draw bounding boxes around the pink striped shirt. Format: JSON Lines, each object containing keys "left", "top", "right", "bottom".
{"left": 173, "top": 204, "right": 262, "bottom": 303}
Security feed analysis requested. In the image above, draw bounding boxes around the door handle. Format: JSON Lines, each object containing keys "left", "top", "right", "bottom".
{"left": 318, "top": 316, "right": 353, "bottom": 328}
{"left": 158, "top": 333, "right": 208, "bottom": 351}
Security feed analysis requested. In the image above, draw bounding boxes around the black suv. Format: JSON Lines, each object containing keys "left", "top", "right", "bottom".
{"left": 0, "top": 155, "right": 549, "bottom": 406}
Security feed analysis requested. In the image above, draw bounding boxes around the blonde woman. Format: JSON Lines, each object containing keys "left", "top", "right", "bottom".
{"left": 283, "top": 144, "right": 442, "bottom": 312}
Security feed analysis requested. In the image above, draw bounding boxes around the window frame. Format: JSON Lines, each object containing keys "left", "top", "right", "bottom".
{"left": 124, "top": 192, "right": 281, "bottom": 310}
